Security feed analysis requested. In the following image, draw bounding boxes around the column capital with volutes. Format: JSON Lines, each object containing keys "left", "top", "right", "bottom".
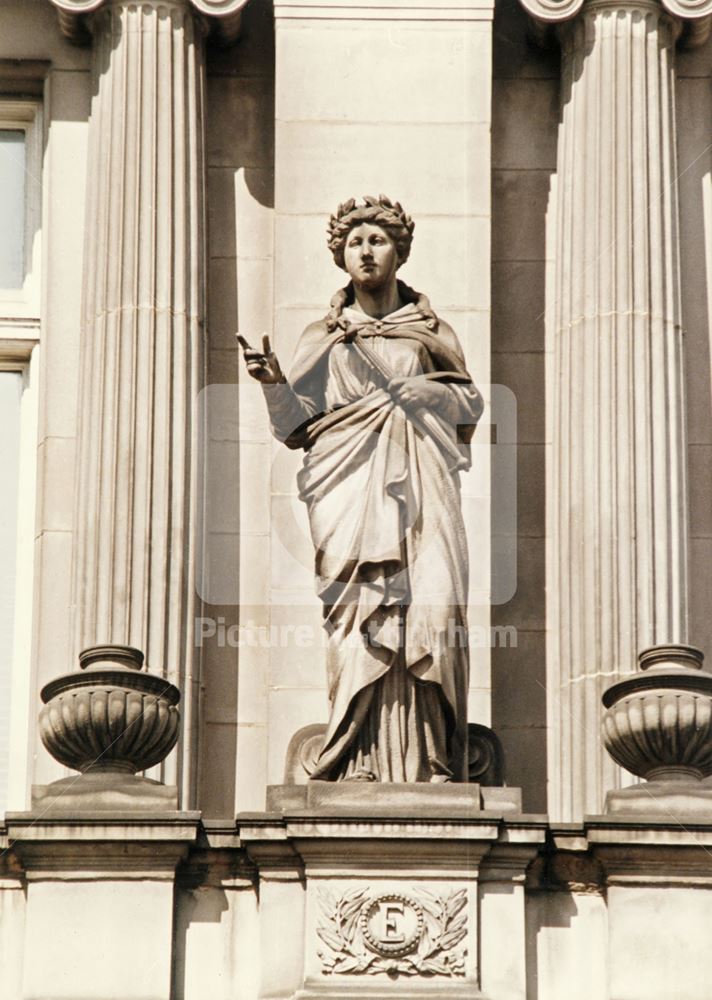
{"left": 47, "top": 0, "right": 250, "bottom": 45}
{"left": 519, "top": 0, "right": 711, "bottom": 46}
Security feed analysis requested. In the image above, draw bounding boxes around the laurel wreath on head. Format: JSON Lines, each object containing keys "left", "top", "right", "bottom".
{"left": 327, "top": 194, "right": 415, "bottom": 267}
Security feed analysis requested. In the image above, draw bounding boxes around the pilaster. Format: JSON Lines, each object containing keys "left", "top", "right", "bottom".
{"left": 479, "top": 830, "right": 546, "bottom": 1000}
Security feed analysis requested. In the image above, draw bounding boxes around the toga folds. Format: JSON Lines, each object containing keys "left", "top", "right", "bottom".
{"left": 263, "top": 294, "right": 483, "bottom": 782}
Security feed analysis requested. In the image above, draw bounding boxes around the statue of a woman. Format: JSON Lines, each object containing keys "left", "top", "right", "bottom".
{"left": 239, "top": 195, "right": 483, "bottom": 783}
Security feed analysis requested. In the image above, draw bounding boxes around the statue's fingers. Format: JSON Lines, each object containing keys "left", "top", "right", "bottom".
{"left": 243, "top": 350, "right": 266, "bottom": 362}
{"left": 246, "top": 360, "right": 267, "bottom": 374}
{"left": 262, "top": 334, "right": 272, "bottom": 355}
{"left": 236, "top": 334, "right": 252, "bottom": 351}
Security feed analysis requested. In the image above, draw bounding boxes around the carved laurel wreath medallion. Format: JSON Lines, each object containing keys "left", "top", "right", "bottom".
{"left": 316, "top": 886, "right": 468, "bottom": 977}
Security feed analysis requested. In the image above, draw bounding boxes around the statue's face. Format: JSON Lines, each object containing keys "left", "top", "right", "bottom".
{"left": 343, "top": 223, "right": 398, "bottom": 290}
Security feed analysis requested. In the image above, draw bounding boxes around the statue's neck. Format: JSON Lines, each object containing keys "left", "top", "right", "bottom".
{"left": 351, "top": 280, "right": 403, "bottom": 320}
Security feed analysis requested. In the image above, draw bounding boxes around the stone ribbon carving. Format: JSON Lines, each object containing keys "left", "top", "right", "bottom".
{"left": 518, "top": 0, "right": 706, "bottom": 819}
{"left": 48, "top": 0, "right": 250, "bottom": 44}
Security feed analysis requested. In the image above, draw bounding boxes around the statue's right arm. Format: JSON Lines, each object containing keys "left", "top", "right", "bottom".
{"left": 237, "top": 331, "right": 322, "bottom": 446}
{"left": 261, "top": 380, "right": 319, "bottom": 445}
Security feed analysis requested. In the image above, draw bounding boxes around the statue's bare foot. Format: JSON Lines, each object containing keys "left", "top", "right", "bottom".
{"left": 343, "top": 770, "right": 377, "bottom": 782}
{"left": 429, "top": 773, "right": 453, "bottom": 784}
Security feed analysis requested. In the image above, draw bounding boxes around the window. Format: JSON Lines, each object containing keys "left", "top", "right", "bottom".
{"left": 0, "top": 101, "right": 42, "bottom": 321}
{"left": 0, "top": 130, "right": 26, "bottom": 289}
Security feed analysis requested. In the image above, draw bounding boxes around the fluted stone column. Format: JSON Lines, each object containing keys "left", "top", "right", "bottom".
{"left": 519, "top": 0, "right": 711, "bottom": 819}
{"left": 48, "top": 0, "right": 248, "bottom": 806}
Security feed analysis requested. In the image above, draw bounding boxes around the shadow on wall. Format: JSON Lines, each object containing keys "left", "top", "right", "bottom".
{"left": 676, "top": 35, "right": 712, "bottom": 664}
{"left": 172, "top": 871, "right": 229, "bottom": 1000}
{"left": 524, "top": 852, "right": 607, "bottom": 1000}
{"left": 199, "top": 0, "right": 275, "bottom": 819}
{"left": 490, "top": 0, "right": 559, "bottom": 814}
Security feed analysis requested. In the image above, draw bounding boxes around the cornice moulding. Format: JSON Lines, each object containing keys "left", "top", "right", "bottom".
{"left": 47, "top": 0, "right": 250, "bottom": 44}
{"left": 273, "top": 0, "right": 495, "bottom": 21}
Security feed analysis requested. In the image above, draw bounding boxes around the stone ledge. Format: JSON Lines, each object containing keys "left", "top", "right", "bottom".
{"left": 6, "top": 811, "right": 202, "bottom": 844}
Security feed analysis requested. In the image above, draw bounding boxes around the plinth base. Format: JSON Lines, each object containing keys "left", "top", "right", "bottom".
{"left": 605, "top": 777, "right": 712, "bottom": 816}
{"left": 31, "top": 772, "right": 178, "bottom": 813}
{"left": 267, "top": 781, "right": 521, "bottom": 814}
{"left": 294, "top": 986, "right": 483, "bottom": 1000}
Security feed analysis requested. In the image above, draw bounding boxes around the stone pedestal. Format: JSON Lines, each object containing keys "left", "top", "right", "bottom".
{"left": 239, "top": 785, "right": 543, "bottom": 1000}
{"left": 589, "top": 818, "right": 712, "bottom": 1000}
{"left": 7, "top": 812, "right": 200, "bottom": 1000}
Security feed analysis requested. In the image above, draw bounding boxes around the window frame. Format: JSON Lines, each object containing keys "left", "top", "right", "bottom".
{"left": 0, "top": 343, "right": 38, "bottom": 814}
{"left": 0, "top": 99, "right": 43, "bottom": 325}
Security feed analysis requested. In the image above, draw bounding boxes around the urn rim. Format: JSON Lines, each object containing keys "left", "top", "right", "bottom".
{"left": 602, "top": 670, "right": 712, "bottom": 708}
{"left": 40, "top": 670, "right": 180, "bottom": 705}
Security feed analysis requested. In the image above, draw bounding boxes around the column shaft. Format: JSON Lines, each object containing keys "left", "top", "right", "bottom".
{"left": 549, "top": 0, "right": 688, "bottom": 818}
{"left": 72, "top": 0, "right": 207, "bottom": 804}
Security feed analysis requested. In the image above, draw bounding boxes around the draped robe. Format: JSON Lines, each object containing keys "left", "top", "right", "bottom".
{"left": 264, "top": 298, "right": 483, "bottom": 782}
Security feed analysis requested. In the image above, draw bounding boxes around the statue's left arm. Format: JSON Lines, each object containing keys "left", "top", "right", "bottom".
{"left": 433, "top": 320, "right": 484, "bottom": 442}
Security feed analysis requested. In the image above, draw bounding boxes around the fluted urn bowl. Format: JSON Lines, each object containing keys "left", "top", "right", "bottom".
{"left": 39, "top": 644, "right": 180, "bottom": 774}
{"left": 602, "top": 645, "right": 712, "bottom": 782}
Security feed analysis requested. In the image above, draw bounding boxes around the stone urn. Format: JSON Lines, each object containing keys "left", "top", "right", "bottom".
{"left": 35, "top": 644, "right": 181, "bottom": 811}
{"left": 601, "top": 644, "right": 712, "bottom": 813}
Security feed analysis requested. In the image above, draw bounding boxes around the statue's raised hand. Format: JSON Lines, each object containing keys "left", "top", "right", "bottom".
{"left": 237, "top": 334, "right": 285, "bottom": 384}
